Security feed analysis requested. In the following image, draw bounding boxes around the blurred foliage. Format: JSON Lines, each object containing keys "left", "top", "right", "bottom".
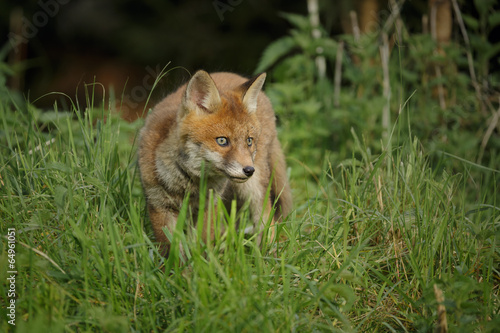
{"left": 256, "top": 4, "right": 500, "bottom": 204}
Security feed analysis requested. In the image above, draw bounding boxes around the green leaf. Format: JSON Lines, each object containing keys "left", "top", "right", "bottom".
{"left": 254, "top": 36, "right": 296, "bottom": 74}
{"left": 487, "top": 11, "right": 500, "bottom": 28}
{"left": 0, "top": 62, "right": 15, "bottom": 76}
{"left": 461, "top": 14, "right": 479, "bottom": 31}
{"left": 290, "top": 30, "right": 314, "bottom": 51}
{"left": 279, "top": 12, "right": 311, "bottom": 31}
{"left": 473, "top": 0, "right": 495, "bottom": 17}
{"left": 483, "top": 41, "right": 500, "bottom": 62}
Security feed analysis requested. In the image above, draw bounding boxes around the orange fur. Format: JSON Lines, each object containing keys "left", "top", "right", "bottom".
{"left": 138, "top": 70, "right": 292, "bottom": 257}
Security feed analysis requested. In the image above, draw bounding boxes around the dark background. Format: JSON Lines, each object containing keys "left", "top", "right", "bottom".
{"left": 1, "top": 0, "right": 307, "bottom": 114}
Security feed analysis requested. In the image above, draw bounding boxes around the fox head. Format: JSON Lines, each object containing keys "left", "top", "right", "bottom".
{"left": 178, "top": 70, "right": 266, "bottom": 182}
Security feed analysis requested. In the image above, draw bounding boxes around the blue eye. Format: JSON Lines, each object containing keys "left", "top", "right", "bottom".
{"left": 216, "top": 137, "right": 229, "bottom": 146}
{"left": 247, "top": 137, "right": 253, "bottom": 146}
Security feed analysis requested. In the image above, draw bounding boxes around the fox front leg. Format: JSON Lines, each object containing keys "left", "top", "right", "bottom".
{"left": 148, "top": 204, "right": 180, "bottom": 258}
{"left": 255, "top": 197, "right": 276, "bottom": 248}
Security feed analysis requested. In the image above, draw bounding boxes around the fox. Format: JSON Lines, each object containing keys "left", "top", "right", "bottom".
{"left": 138, "top": 70, "right": 292, "bottom": 257}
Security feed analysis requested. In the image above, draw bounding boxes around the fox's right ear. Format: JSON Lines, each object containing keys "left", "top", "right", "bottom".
{"left": 181, "top": 70, "right": 221, "bottom": 115}
{"left": 241, "top": 72, "right": 266, "bottom": 114}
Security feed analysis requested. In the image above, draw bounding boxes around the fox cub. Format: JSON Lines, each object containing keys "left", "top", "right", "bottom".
{"left": 138, "top": 70, "right": 292, "bottom": 256}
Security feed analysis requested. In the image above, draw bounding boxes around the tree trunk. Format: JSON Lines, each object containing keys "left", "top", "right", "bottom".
{"left": 357, "top": 0, "right": 380, "bottom": 34}
{"left": 429, "top": 0, "right": 452, "bottom": 108}
{"left": 430, "top": 0, "right": 452, "bottom": 44}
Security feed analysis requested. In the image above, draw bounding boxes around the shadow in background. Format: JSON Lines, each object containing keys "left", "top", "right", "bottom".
{"left": 1, "top": 0, "right": 306, "bottom": 120}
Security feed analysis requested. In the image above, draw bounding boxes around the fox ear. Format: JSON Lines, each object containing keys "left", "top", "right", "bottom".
{"left": 241, "top": 72, "right": 266, "bottom": 114}
{"left": 182, "top": 70, "right": 221, "bottom": 114}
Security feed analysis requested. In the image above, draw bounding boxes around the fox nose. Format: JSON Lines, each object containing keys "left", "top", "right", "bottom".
{"left": 243, "top": 166, "right": 255, "bottom": 177}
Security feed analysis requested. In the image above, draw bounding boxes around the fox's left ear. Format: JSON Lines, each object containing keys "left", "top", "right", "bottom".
{"left": 241, "top": 73, "right": 266, "bottom": 114}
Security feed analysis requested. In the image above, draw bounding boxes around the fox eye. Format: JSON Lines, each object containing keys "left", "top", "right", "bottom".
{"left": 216, "top": 137, "right": 229, "bottom": 147}
{"left": 247, "top": 137, "right": 253, "bottom": 146}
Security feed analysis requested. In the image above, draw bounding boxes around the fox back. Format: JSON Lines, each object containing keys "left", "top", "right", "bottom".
{"left": 138, "top": 70, "right": 291, "bottom": 256}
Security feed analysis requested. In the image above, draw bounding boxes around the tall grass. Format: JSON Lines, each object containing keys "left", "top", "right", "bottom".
{"left": 0, "top": 79, "right": 498, "bottom": 332}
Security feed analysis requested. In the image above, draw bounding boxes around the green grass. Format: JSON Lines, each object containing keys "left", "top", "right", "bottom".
{"left": 0, "top": 84, "right": 498, "bottom": 332}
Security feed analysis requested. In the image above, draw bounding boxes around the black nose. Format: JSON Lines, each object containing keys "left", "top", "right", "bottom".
{"left": 243, "top": 166, "right": 255, "bottom": 177}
